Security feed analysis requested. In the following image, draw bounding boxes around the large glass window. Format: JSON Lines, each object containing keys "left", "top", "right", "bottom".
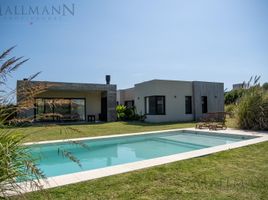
{"left": 36, "top": 99, "right": 44, "bottom": 115}
{"left": 201, "top": 96, "right": 208, "bottom": 113}
{"left": 71, "top": 99, "right": 85, "bottom": 121}
{"left": 44, "top": 99, "right": 54, "bottom": 114}
{"left": 185, "top": 96, "right": 192, "bottom": 114}
{"left": 35, "top": 98, "right": 85, "bottom": 121}
{"left": 54, "top": 99, "right": 71, "bottom": 116}
{"left": 145, "top": 96, "right": 165, "bottom": 115}
{"left": 44, "top": 99, "right": 54, "bottom": 120}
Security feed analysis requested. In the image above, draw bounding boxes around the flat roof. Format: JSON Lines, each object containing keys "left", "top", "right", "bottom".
{"left": 18, "top": 80, "right": 115, "bottom": 86}
{"left": 134, "top": 79, "right": 223, "bottom": 86}
{"left": 17, "top": 80, "right": 116, "bottom": 92}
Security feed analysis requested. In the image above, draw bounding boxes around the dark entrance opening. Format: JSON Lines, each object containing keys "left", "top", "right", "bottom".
{"left": 201, "top": 96, "right": 208, "bottom": 113}
{"left": 100, "top": 96, "right": 107, "bottom": 121}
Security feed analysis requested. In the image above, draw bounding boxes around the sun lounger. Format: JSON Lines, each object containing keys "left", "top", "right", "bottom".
{"left": 196, "top": 112, "right": 227, "bottom": 131}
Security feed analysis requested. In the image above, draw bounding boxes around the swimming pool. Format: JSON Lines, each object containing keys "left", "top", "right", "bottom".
{"left": 29, "top": 130, "right": 257, "bottom": 178}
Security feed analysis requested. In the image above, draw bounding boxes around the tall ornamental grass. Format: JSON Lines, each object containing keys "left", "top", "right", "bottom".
{"left": 0, "top": 47, "right": 47, "bottom": 198}
{"left": 236, "top": 85, "right": 268, "bottom": 130}
{"left": 0, "top": 131, "right": 46, "bottom": 198}
{"left": 0, "top": 47, "right": 88, "bottom": 198}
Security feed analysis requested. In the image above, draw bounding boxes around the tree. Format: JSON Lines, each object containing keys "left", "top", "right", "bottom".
{"left": 224, "top": 89, "right": 245, "bottom": 105}
{"left": 263, "top": 82, "right": 268, "bottom": 90}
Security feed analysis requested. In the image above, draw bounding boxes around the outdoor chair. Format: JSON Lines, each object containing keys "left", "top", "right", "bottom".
{"left": 196, "top": 112, "right": 227, "bottom": 131}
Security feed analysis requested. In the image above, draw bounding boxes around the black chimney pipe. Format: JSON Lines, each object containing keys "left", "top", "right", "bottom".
{"left": 106, "top": 75, "right": 111, "bottom": 84}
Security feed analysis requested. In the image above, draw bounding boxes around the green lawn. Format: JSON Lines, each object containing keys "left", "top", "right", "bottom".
{"left": 13, "top": 141, "right": 268, "bottom": 200}
{"left": 12, "top": 121, "right": 195, "bottom": 142}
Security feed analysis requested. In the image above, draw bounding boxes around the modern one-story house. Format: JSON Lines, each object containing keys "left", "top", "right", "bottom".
{"left": 117, "top": 79, "right": 224, "bottom": 122}
{"left": 17, "top": 76, "right": 224, "bottom": 123}
{"left": 17, "top": 76, "right": 117, "bottom": 122}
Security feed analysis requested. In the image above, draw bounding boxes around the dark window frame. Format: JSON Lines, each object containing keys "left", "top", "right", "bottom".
{"left": 201, "top": 96, "right": 208, "bottom": 113}
{"left": 34, "top": 97, "right": 86, "bottom": 121}
{"left": 124, "top": 100, "right": 135, "bottom": 108}
{"left": 185, "top": 96, "right": 192, "bottom": 114}
{"left": 144, "top": 96, "right": 166, "bottom": 115}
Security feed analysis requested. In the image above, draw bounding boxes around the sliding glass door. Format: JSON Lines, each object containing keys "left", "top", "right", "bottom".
{"left": 71, "top": 99, "right": 86, "bottom": 121}
{"left": 35, "top": 98, "right": 86, "bottom": 121}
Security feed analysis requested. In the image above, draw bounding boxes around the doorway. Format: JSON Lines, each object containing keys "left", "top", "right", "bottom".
{"left": 100, "top": 97, "right": 107, "bottom": 121}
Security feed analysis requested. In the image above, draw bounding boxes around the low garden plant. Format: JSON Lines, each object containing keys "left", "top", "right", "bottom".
{"left": 116, "top": 105, "right": 146, "bottom": 121}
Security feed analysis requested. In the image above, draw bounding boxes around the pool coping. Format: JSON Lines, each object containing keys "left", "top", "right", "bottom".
{"left": 13, "top": 128, "right": 268, "bottom": 195}
{"left": 23, "top": 127, "right": 266, "bottom": 145}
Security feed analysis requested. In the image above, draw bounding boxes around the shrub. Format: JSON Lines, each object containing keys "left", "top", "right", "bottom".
{"left": 224, "top": 104, "right": 236, "bottom": 117}
{"left": 116, "top": 105, "right": 146, "bottom": 121}
{"left": 263, "top": 82, "right": 268, "bottom": 90}
{"left": 236, "top": 86, "right": 268, "bottom": 130}
{"left": 224, "top": 89, "right": 245, "bottom": 105}
{"left": 116, "top": 105, "right": 126, "bottom": 120}
{"left": 124, "top": 107, "right": 135, "bottom": 120}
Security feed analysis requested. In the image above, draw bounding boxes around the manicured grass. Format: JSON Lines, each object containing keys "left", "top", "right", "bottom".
{"left": 12, "top": 121, "right": 195, "bottom": 142}
{"left": 13, "top": 141, "right": 268, "bottom": 200}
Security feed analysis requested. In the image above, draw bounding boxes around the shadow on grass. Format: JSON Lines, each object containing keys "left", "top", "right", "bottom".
{"left": 121, "top": 121, "right": 196, "bottom": 127}
{"left": 7, "top": 120, "right": 196, "bottom": 129}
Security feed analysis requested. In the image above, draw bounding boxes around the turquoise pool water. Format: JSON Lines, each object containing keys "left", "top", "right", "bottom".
{"left": 29, "top": 130, "right": 254, "bottom": 177}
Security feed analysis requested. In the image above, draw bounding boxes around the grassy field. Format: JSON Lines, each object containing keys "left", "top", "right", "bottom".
{"left": 11, "top": 121, "right": 195, "bottom": 142}
{"left": 13, "top": 141, "right": 268, "bottom": 200}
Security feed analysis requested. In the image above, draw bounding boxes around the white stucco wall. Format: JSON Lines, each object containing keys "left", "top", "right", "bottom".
{"left": 134, "top": 80, "right": 194, "bottom": 122}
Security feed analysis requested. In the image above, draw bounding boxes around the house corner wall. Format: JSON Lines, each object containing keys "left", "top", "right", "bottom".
{"left": 134, "top": 80, "right": 194, "bottom": 122}
{"left": 107, "top": 85, "right": 117, "bottom": 122}
{"left": 193, "top": 81, "right": 224, "bottom": 120}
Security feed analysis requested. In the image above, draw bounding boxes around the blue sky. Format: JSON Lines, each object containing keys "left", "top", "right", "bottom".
{"left": 1, "top": 0, "right": 268, "bottom": 91}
